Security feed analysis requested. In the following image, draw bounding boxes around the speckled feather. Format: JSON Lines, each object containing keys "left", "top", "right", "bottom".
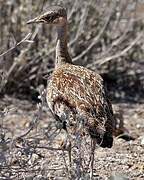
{"left": 26, "top": 5, "right": 114, "bottom": 147}
{"left": 47, "top": 63, "right": 114, "bottom": 146}
{"left": 27, "top": 6, "right": 114, "bottom": 178}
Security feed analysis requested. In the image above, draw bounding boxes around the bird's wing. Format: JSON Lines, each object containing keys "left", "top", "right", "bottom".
{"left": 47, "top": 64, "right": 114, "bottom": 139}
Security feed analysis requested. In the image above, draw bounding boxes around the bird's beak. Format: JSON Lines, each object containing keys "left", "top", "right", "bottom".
{"left": 26, "top": 16, "right": 45, "bottom": 24}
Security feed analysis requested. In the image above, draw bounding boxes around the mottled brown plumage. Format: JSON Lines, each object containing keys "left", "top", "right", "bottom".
{"left": 27, "top": 5, "right": 114, "bottom": 178}
{"left": 47, "top": 63, "right": 114, "bottom": 147}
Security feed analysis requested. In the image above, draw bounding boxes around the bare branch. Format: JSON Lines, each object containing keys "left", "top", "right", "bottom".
{"left": 87, "top": 32, "right": 143, "bottom": 67}
{"left": 73, "top": 2, "right": 116, "bottom": 62}
{"left": 93, "top": 19, "right": 133, "bottom": 62}
{"left": 67, "top": 0, "right": 79, "bottom": 20}
{"left": 0, "top": 33, "right": 33, "bottom": 58}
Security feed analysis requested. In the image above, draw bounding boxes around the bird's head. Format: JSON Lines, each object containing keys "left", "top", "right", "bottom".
{"left": 27, "top": 6, "right": 67, "bottom": 26}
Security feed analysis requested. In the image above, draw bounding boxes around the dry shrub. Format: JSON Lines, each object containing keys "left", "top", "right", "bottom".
{"left": 0, "top": 0, "right": 144, "bottom": 100}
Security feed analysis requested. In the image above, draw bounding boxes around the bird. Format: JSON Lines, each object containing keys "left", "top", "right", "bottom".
{"left": 27, "top": 5, "right": 114, "bottom": 179}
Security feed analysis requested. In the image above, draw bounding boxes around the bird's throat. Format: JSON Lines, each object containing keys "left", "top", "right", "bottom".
{"left": 55, "top": 24, "right": 72, "bottom": 67}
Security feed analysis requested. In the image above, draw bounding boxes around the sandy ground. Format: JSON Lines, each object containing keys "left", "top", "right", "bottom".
{"left": 0, "top": 95, "right": 144, "bottom": 179}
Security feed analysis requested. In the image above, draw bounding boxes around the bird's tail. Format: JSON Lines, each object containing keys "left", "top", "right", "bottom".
{"left": 100, "top": 131, "right": 113, "bottom": 148}
{"left": 85, "top": 117, "right": 113, "bottom": 148}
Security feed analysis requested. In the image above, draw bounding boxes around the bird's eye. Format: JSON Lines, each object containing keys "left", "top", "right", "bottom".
{"left": 43, "top": 13, "right": 59, "bottom": 22}
{"left": 43, "top": 15, "right": 52, "bottom": 21}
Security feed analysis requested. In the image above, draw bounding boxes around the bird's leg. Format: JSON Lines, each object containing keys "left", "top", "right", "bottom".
{"left": 65, "top": 130, "right": 72, "bottom": 167}
{"left": 89, "top": 139, "right": 96, "bottom": 180}
{"left": 75, "top": 130, "right": 83, "bottom": 179}
{"left": 61, "top": 130, "right": 72, "bottom": 167}
{"left": 67, "top": 134, "right": 72, "bottom": 168}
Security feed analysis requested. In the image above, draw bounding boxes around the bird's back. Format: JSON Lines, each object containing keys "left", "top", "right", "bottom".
{"left": 47, "top": 63, "right": 114, "bottom": 147}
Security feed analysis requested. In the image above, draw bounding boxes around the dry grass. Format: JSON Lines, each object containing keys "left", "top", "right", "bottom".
{"left": 0, "top": 0, "right": 143, "bottom": 100}
{"left": 0, "top": 95, "right": 144, "bottom": 179}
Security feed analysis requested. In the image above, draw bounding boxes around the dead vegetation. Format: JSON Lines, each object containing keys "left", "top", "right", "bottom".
{"left": 0, "top": 0, "right": 144, "bottom": 179}
{"left": 0, "top": 0, "right": 143, "bottom": 100}
{"left": 0, "top": 95, "right": 144, "bottom": 179}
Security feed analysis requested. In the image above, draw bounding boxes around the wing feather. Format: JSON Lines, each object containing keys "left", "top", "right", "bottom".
{"left": 47, "top": 64, "right": 114, "bottom": 145}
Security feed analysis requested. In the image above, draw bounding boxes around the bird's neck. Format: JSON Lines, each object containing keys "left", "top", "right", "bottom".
{"left": 56, "top": 23, "right": 72, "bottom": 67}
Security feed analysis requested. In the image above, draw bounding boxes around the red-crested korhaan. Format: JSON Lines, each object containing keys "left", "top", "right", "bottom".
{"left": 27, "top": 5, "right": 114, "bottom": 179}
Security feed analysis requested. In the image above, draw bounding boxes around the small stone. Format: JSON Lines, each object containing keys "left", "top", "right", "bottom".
{"left": 109, "top": 174, "right": 129, "bottom": 180}
{"left": 136, "top": 124, "right": 141, "bottom": 129}
{"left": 141, "top": 137, "right": 144, "bottom": 145}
